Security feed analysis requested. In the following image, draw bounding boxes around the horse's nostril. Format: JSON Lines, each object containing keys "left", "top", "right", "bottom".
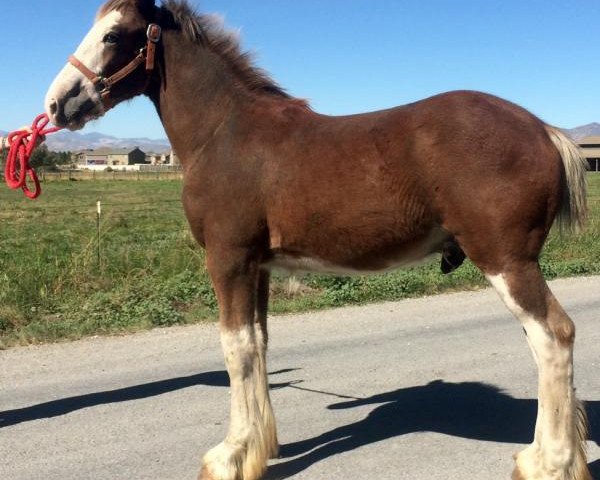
{"left": 49, "top": 100, "right": 58, "bottom": 115}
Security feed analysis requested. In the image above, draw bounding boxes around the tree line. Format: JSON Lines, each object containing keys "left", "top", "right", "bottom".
{"left": 0, "top": 144, "right": 72, "bottom": 170}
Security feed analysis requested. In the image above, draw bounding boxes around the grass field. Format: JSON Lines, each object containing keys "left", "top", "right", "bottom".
{"left": 0, "top": 175, "right": 598, "bottom": 348}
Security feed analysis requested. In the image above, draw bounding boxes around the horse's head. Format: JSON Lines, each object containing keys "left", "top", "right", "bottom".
{"left": 45, "top": 0, "right": 158, "bottom": 130}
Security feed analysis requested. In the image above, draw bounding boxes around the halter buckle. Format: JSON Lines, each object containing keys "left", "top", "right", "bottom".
{"left": 96, "top": 76, "right": 109, "bottom": 94}
{"left": 147, "top": 24, "right": 162, "bottom": 43}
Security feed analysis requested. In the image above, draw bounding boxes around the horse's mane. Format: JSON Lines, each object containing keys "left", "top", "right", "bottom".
{"left": 100, "top": 0, "right": 297, "bottom": 101}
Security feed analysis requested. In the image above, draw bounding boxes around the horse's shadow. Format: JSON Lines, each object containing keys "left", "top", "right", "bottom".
{"left": 2, "top": 372, "right": 598, "bottom": 478}
{"left": 0, "top": 370, "right": 230, "bottom": 428}
{"left": 267, "top": 379, "right": 600, "bottom": 479}
{"left": 0, "top": 368, "right": 298, "bottom": 429}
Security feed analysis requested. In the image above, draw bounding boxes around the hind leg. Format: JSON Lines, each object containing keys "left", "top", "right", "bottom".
{"left": 486, "top": 264, "right": 590, "bottom": 480}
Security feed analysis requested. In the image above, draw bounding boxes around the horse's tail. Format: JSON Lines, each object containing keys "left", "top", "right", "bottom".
{"left": 545, "top": 125, "right": 588, "bottom": 233}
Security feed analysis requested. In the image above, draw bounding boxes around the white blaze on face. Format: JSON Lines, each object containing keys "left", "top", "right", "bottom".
{"left": 45, "top": 11, "right": 124, "bottom": 126}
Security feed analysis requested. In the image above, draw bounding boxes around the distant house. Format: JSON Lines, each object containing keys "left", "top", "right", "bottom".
{"left": 162, "top": 149, "right": 180, "bottom": 166}
{"left": 72, "top": 149, "right": 106, "bottom": 165}
{"left": 145, "top": 149, "right": 180, "bottom": 166}
{"left": 145, "top": 152, "right": 162, "bottom": 165}
{"left": 579, "top": 136, "right": 600, "bottom": 172}
{"left": 73, "top": 147, "right": 148, "bottom": 167}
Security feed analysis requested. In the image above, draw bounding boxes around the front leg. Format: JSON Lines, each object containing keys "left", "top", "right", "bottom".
{"left": 254, "top": 270, "right": 279, "bottom": 459}
{"left": 200, "top": 247, "right": 270, "bottom": 480}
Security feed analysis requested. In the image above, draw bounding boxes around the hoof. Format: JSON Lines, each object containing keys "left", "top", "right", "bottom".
{"left": 268, "top": 444, "right": 280, "bottom": 460}
{"left": 511, "top": 466, "right": 526, "bottom": 480}
{"left": 198, "top": 465, "right": 216, "bottom": 480}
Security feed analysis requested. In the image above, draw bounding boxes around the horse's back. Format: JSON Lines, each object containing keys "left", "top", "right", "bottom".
{"left": 262, "top": 90, "right": 562, "bottom": 271}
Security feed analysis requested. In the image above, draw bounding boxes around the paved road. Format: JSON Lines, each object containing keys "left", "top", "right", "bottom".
{"left": 1, "top": 276, "right": 599, "bottom": 480}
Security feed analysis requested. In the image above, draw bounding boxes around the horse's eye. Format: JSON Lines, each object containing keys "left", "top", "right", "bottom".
{"left": 103, "top": 32, "right": 120, "bottom": 44}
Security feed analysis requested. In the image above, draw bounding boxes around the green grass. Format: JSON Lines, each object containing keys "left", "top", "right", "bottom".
{"left": 0, "top": 175, "right": 599, "bottom": 348}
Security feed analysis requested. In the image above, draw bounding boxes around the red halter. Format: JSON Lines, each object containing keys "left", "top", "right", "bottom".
{"left": 68, "top": 24, "right": 162, "bottom": 109}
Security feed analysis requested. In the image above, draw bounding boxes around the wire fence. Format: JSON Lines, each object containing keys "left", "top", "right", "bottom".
{"left": 40, "top": 169, "right": 183, "bottom": 182}
{"left": 2, "top": 194, "right": 599, "bottom": 222}
{"left": 0, "top": 200, "right": 185, "bottom": 221}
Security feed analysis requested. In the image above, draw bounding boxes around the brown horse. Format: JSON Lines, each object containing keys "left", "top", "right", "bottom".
{"left": 44, "top": 1, "right": 590, "bottom": 479}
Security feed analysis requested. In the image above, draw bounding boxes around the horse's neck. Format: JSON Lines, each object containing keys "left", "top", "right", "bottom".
{"left": 149, "top": 33, "right": 251, "bottom": 165}
{"left": 148, "top": 33, "right": 312, "bottom": 170}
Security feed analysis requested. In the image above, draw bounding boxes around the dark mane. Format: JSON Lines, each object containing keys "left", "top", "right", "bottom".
{"left": 162, "top": 0, "right": 294, "bottom": 99}
{"left": 101, "top": 0, "right": 297, "bottom": 100}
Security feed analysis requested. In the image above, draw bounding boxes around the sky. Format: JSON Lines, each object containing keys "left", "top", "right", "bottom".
{"left": 0, "top": 0, "right": 598, "bottom": 140}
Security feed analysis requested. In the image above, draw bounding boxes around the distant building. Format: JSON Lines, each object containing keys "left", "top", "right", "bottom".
{"left": 73, "top": 148, "right": 106, "bottom": 166}
{"left": 579, "top": 136, "right": 600, "bottom": 172}
{"left": 73, "top": 147, "right": 148, "bottom": 167}
{"left": 145, "top": 149, "right": 180, "bottom": 166}
{"left": 163, "top": 149, "right": 181, "bottom": 166}
{"left": 145, "top": 152, "right": 162, "bottom": 165}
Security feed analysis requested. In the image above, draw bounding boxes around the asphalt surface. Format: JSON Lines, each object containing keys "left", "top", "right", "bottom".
{"left": 1, "top": 276, "right": 599, "bottom": 480}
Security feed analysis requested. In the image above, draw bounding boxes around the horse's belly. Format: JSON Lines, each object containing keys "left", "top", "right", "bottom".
{"left": 264, "top": 226, "right": 448, "bottom": 275}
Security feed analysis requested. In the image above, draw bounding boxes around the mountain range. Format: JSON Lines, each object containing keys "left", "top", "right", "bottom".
{"left": 562, "top": 123, "right": 600, "bottom": 141}
{"left": 0, "top": 129, "right": 171, "bottom": 153}
{"left": 2, "top": 122, "right": 599, "bottom": 152}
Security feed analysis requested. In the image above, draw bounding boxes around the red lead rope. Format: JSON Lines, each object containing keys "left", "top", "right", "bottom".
{"left": 4, "top": 113, "right": 62, "bottom": 199}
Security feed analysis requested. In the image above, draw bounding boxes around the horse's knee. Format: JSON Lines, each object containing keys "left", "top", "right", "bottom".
{"left": 221, "top": 325, "right": 256, "bottom": 377}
